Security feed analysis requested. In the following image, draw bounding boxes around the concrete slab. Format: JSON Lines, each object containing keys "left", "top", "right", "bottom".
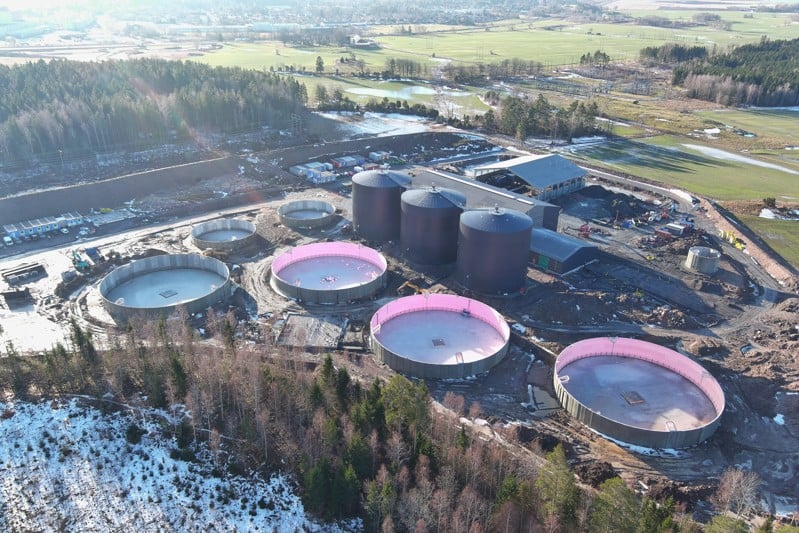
{"left": 105, "top": 268, "right": 226, "bottom": 309}
{"left": 374, "top": 310, "right": 507, "bottom": 365}
{"left": 196, "top": 229, "right": 252, "bottom": 242}
{"left": 275, "top": 256, "right": 381, "bottom": 290}
{"left": 559, "top": 355, "right": 717, "bottom": 432}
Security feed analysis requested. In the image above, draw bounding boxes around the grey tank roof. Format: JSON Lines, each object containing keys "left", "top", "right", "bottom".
{"left": 402, "top": 186, "right": 466, "bottom": 209}
{"left": 460, "top": 207, "right": 533, "bottom": 233}
{"left": 352, "top": 169, "right": 412, "bottom": 188}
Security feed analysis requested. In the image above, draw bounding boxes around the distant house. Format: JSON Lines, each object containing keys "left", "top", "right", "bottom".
{"left": 471, "top": 154, "right": 587, "bottom": 201}
{"left": 349, "top": 36, "right": 379, "bottom": 49}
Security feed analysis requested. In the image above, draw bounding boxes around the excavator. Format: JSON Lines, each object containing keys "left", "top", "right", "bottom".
{"left": 71, "top": 250, "right": 89, "bottom": 271}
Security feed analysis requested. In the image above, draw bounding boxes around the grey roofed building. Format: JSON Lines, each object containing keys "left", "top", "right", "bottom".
{"left": 410, "top": 168, "right": 560, "bottom": 230}
{"left": 529, "top": 227, "right": 598, "bottom": 274}
{"left": 472, "top": 154, "right": 587, "bottom": 201}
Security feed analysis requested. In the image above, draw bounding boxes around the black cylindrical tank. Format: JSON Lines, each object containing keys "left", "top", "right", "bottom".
{"left": 352, "top": 170, "right": 410, "bottom": 242}
{"left": 456, "top": 207, "right": 533, "bottom": 294}
{"left": 400, "top": 186, "right": 466, "bottom": 265}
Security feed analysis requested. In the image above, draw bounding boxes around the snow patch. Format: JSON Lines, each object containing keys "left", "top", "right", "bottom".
{"left": 0, "top": 399, "right": 356, "bottom": 532}
{"left": 773, "top": 413, "right": 786, "bottom": 425}
{"left": 682, "top": 144, "right": 799, "bottom": 175}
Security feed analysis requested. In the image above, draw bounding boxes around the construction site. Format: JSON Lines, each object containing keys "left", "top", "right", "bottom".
{"left": 0, "top": 130, "right": 797, "bottom": 518}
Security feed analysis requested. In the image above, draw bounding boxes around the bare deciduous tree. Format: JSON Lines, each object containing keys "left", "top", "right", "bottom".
{"left": 714, "top": 467, "right": 761, "bottom": 517}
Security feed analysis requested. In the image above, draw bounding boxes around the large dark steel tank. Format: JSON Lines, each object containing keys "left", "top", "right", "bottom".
{"left": 352, "top": 170, "right": 411, "bottom": 242}
{"left": 400, "top": 186, "right": 466, "bottom": 265}
{"left": 456, "top": 207, "right": 534, "bottom": 294}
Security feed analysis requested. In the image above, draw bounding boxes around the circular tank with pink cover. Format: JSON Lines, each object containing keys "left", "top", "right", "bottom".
{"left": 554, "top": 337, "right": 725, "bottom": 449}
{"left": 370, "top": 293, "right": 510, "bottom": 379}
{"left": 270, "top": 242, "right": 388, "bottom": 304}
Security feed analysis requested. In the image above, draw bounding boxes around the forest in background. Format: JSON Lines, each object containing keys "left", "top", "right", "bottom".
{"left": 672, "top": 38, "right": 799, "bottom": 106}
{"left": 0, "top": 59, "right": 308, "bottom": 169}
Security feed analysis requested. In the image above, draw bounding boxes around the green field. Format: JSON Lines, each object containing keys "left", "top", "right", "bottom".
{"left": 198, "top": 8, "right": 796, "bottom": 73}
{"left": 738, "top": 215, "right": 799, "bottom": 268}
{"left": 569, "top": 135, "right": 799, "bottom": 201}
{"left": 697, "top": 108, "right": 799, "bottom": 141}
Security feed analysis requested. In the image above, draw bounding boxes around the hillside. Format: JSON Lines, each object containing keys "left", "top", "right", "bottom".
{"left": 0, "top": 398, "right": 355, "bottom": 532}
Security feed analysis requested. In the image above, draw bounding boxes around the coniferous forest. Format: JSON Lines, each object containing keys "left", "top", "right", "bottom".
{"left": 672, "top": 38, "right": 799, "bottom": 106}
{"left": 0, "top": 59, "right": 308, "bottom": 168}
{"left": 0, "top": 318, "right": 709, "bottom": 532}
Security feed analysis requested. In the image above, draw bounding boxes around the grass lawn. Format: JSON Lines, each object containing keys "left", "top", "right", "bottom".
{"left": 737, "top": 215, "right": 799, "bottom": 268}
{"left": 568, "top": 135, "right": 799, "bottom": 201}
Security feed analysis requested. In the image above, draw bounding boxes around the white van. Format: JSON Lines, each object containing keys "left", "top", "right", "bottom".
{"left": 3, "top": 236, "right": 13, "bottom": 246}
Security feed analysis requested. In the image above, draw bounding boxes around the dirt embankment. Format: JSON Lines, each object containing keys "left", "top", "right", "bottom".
{"left": 698, "top": 197, "right": 798, "bottom": 291}
{"left": 0, "top": 157, "right": 240, "bottom": 227}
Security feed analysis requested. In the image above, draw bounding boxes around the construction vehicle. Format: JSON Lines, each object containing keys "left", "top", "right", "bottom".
{"left": 397, "top": 280, "right": 424, "bottom": 296}
{"left": 202, "top": 249, "right": 229, "bottom": 261}
{"left": 71, "top": 250, "right": 89, "bottom": 271}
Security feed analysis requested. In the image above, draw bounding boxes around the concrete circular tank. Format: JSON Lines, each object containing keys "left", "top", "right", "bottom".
{"left": 278, "top": 199, "right": 338, "bottom": 230}
{"left": 100, "top": 254, "right": 232, "bottom": 321}
{"left": 685, "top": 246, "right": 721, "bottom": 274}
{"left": 351, "top": 169, "right": 411, "bottom": 242}
{"left": 191, "top": 218, "right": 257, "bottom": 252}
{"left": 400, "top": 186, "right": 466, "bottom": 265}
{"left": 456, "top": 207, "right": 533, "bottom": 295}
{"left": 370, "top": 293, "right": 510, "bottom": 379}
{"left": 554, "top": 337, "right": 725, "bottom": 449}
{"left": 270, "top": 242, "right": 388, "bottom": 304}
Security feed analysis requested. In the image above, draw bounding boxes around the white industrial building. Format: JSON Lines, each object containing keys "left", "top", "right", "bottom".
{"left": 471, "top": 154, "right": 587, "bottom": 201}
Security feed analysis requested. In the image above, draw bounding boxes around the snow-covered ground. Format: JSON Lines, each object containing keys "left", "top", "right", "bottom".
{"left": 317, "top": 111, "right": 433, "bottom": 138}
{"left": 0, "top": 398, "right": 357, "bottom": 532}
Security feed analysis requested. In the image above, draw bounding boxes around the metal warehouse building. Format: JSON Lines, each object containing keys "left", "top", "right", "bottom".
{"left": 410, "top": 169, "right": 560, "bottom": 230}
{"left": 471, "top": 154, "right": 587, "bottom": 201}
{"left": 530, "top": 228, "right": 598, "bottom": 274}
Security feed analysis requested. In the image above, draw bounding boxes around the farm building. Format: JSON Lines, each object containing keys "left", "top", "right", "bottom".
{"left": 471, "top": 154, "right": 587, "bottom": 201}
{"left": 410, "top": 169, "right": 560, "bottom": 230}
{"left": 529, "top": 228, "right": 598, "bottom": 274}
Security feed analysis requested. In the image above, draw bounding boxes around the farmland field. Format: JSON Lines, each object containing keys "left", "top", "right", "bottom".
{"left": 737, "top": 215, "right": 799, "bottom": 268}
{"left": 697, "top": 108, "right": 799, "bottom": 142}
{"left": 568, "top": 135, "right": 799, "bottom": 201}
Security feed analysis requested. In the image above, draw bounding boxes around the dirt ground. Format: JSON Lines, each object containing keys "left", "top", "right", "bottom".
{"left": 2, "top": 130, "right": 798, "bottom": 519}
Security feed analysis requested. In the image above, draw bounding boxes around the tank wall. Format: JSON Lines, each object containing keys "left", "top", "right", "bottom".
{"left": 685, "top": 247, "right": 720, "bottom": 275}
{"left": 400, "top": 202, "right": 461, "bottom": 264}
{"left": 554, "top": 337, "right": 725, "bottom": 448}
{"left": 272, "top": 271, "right": 387, "bottom": 304}
{"left": 373, "top": 341, "right": 508, "bottom": 379}
{"left": 271, "top": 242, "right": 388, "bottom": 304}
{"left": 553, "top": 381, "right": 722, "bottom": 448}
{"left": 456, "top": 225, "right": 532, "bottom": 294}
{"left": 100, "top": 254, "right": 232, "bottom": 321}
{"left": 191, "top": 219, "right": 257, "bottom": 252}
{"left": 369, "top": 294, "right": 510, "bottom": 378}
{"left": 352, "top": 184, "right": 403, "bottom": 242}
{"left": 278, "top": 200, "right": 338, "bottom": 230}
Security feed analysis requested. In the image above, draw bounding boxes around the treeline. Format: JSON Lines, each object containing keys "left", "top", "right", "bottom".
{"left": 0, "top": 59, "right": 308, "bottom": 168}
{"left": 384, "top": 58, "right": 428, "bottom": 79}
{"left": 0, "top": 317, "right": 778, "bottom": 531}
{"left": 640, "top": 43, "right": 709, "bottom": 65}
{"left": 484, "top": 93, "right": 600, "bottom": 141}
{"left": 672, "top": 38, "right": 799, "bottom": 106}
{"left": 440, "top": 58, "right": 543, "bottom": 85}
